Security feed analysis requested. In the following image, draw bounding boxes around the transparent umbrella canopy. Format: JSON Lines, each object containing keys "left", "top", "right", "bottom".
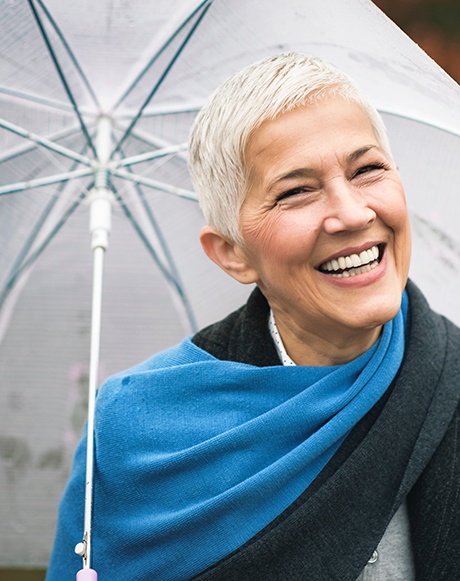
{"left": 1, "top": 0, "right": 460, "bottom": 573}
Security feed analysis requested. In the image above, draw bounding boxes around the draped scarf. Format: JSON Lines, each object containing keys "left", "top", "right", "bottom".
{"left": 193, "top": 282, "right": 460, "bottom": 581}
{"left": 48, "top": 292, "right": 407, "bottom": 581}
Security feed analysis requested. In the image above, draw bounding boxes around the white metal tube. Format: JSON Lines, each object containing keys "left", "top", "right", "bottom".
{"left": 89, "top": 191, "right": 112, "bottom": 250}
{"left": 82, "top": 245, "right": 105, "bottom": 571}
{"left": 0, "top": 168, "right": 93, "bottom": 196}
{"left": 89, "top": 115, "right": 114, "bottom": 251}
{"left": 95, "top": 115, "right": 112, "bottom": 164}
{"left": 77, "top": 115, "right": 113, "bottom": 577}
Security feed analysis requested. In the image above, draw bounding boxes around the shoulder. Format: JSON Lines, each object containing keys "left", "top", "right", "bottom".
{"left": 406, "top": 279, "right": 460, "bottom": 348}
{"left": 192, "top": 303, "right": 247, "bottom": 360}
{"left": 404, "top": 280, "right": 460, "bottom": 421}
{"left": 95, "top": 338, "right": 214, "bottom": 414}
{"left": 192, "top": 286, "right": 281, "bottom": 366}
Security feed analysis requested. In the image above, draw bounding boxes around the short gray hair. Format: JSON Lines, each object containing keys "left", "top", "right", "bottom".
{"left": 188, "top": 52, "right": 392, "bottom": 243}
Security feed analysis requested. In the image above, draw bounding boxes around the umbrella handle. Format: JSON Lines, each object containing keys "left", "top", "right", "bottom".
{"left": 76, "top": 569, "right": 98, "bottom": 580}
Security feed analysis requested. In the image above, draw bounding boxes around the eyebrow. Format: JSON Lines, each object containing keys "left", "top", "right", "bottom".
{"left": 347, "top": 145, "right": 378, "bottom": 164}
{"left": 271, "top": 144, "right": 379, "bottom": 186}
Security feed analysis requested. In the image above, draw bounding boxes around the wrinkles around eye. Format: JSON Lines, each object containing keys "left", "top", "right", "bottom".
{"left": 275, "top": 186, "right": 316, "bottom": 204}
{"left": 352, "top": 163, "right": 388, "bottom": 179}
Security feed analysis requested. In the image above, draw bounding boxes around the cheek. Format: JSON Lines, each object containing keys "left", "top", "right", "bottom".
{"left": 241, "top": 212, "right": 287, "bottom": 256}
{"left": 374, "top": 187, "right": 411, "bottom": 270}
{"left": 372, "top": 184, "right": 408, "bottom": 228}
{"left": 390, "top": 199, "right": 410, "bottom": 237}
{"left": 399, "top": 217, "right": 412, "bottom": 270}
{"left": 248, "top": 211, "right": 322, "bottom": 265}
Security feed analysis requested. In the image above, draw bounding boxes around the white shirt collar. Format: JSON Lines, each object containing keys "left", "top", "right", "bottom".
{"left": 268, "top": 309, "right": 296, "bottom": 366}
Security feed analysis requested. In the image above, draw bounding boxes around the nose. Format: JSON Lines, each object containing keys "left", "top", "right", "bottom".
{"left": 322, "top": 179, "right": 376, "bottom": 234}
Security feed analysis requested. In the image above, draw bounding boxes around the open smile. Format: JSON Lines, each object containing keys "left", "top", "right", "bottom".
{"left": 318, "top": 244, "right": 384, "bottom": 278}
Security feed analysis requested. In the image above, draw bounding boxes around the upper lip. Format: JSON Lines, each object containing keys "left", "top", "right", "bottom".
{"left": 316, "top": 241, "right": 385, "bottom": 269}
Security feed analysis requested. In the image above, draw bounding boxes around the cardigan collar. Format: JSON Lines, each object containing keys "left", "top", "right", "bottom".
{"left": 193, "top": 280, "right": 460, "bottom": 580}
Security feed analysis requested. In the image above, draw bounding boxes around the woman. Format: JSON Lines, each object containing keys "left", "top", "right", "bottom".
{"left": 47, "top": 53, "right": 460, "bottom": 580}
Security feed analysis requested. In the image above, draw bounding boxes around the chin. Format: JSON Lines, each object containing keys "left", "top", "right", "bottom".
{"left": 350, "top": 291, "right": 404, "bottom": 330}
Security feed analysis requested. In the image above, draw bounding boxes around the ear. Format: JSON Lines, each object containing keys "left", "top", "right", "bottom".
{"left": 200, "top": 225, "right": 259, "bottom": 284}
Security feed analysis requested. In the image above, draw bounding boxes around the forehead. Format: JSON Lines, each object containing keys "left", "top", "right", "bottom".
{"left": 245, "top": 98, "right": 379, "bottom": 179}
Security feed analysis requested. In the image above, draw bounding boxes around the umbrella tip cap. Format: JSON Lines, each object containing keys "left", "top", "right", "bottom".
{"left": 76, "top": 569, "right": 98, "bottom": 580}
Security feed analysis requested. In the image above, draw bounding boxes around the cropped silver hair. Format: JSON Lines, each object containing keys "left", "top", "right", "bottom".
{"left": 188, "top": 52, "right": 392, "bottom": 243}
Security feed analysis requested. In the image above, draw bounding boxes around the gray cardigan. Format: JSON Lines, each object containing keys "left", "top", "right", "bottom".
{"left": 192, "top": 280, "right": 460, "bottom": 581}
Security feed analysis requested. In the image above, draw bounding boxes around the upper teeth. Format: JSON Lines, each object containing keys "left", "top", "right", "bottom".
{"left": 320, "top": 245, "right": 380, "bottom": 273}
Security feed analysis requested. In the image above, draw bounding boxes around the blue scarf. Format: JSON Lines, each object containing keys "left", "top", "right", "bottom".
{"left": 49, "top": 293, "right": 407, "bottom": 581}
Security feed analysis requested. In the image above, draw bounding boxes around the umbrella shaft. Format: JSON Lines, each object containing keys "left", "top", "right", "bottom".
{"left": 83, "top": 245, "right": 106, "bottom": 569}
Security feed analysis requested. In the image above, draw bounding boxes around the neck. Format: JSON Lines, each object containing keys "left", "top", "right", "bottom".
{"left": 273, "top": 314, "right": 382, "bottom": 367}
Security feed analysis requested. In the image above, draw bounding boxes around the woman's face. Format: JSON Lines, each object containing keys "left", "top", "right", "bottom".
{"left": 235, "top": 97, "right": 411, "bottom": 354}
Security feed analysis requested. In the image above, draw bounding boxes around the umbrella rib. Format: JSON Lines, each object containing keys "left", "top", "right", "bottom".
{"left": 0, "top": 168, "right": 93, "bottom": 196}
{"left": 115, "top": 125, "right": 189, "bottom": 164}
{"left": 112, "top": 187, "right": 198, "bottom": 332}
{"left": 118, "top": 150, "right": 198, "bottom": 331}
{"left": 114, "top": 169, "right": 197, "bottom": 201}
{"left": 0, "top": 117, "right": 92, "bottom": 166}
{"left": 0, "top": 191, "right": 87, "bottom": 309}
{"left": 27, "top": 0, "right": 98, "bottom": 157}
{"left": 0, "top": 137, "right": 92, "bottom": 308}
{"left": 111, "top": 0, "right": 213, "bottom": 113}
{"left": 0, "top": 86, "right": 96, "bottom": 116}
{"left": 117, "top": 101, "right": 203, "bottom": 119}
{"left": 114, "top": 120, "right": 187, "bottom": 153}
{"left": 117, "top": 143, "right": 188, "bottom": 168}
{"left": 0, "top": 123, "right": 83, "bottom": 164}
{"left": 34, "top": 0, "right": 101, "bottom": 110}
{"left": 111, "top": 1, "right": 213, "bottom": 158}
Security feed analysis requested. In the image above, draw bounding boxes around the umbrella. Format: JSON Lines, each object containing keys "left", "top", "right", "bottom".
{"left": 2, "top": 0, "right": 460, "bottom": 574}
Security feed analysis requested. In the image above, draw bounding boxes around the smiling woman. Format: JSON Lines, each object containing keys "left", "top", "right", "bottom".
{"left": 200, "top": 97, "right": 411, "bottom": 365}
{"left": 47, "top": 53, "right": 460, "bottom": 581}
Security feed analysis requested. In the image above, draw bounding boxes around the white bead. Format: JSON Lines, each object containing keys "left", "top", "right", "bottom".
{"left": 75, "top": 542, "right": 86, "bottom": 557}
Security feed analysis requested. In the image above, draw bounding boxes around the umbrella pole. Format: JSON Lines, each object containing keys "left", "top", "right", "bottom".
{"left": 74, "top": 246, "right": 105, "bottom": 581}
{"left": 75, "top": 115, "right": 114, "bottom": 580}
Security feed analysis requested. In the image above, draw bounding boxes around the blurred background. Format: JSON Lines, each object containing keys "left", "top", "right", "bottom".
{"left": 374, "top": 0, "right": 460, "bottom": 82}
{"left": 2, "top": 1, "right": 459, "bottom": 580}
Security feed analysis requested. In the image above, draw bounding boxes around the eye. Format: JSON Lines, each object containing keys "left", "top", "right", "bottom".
{"left": 275, "top": 186, "right": 314, "bottom": 203}
{"left": 352, "top": 162, "right": 387, "bottom": 179}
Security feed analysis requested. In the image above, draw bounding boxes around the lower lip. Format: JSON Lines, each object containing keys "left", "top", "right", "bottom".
{"left": 318, "top": 250, "right": 387, "bottom": 288}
